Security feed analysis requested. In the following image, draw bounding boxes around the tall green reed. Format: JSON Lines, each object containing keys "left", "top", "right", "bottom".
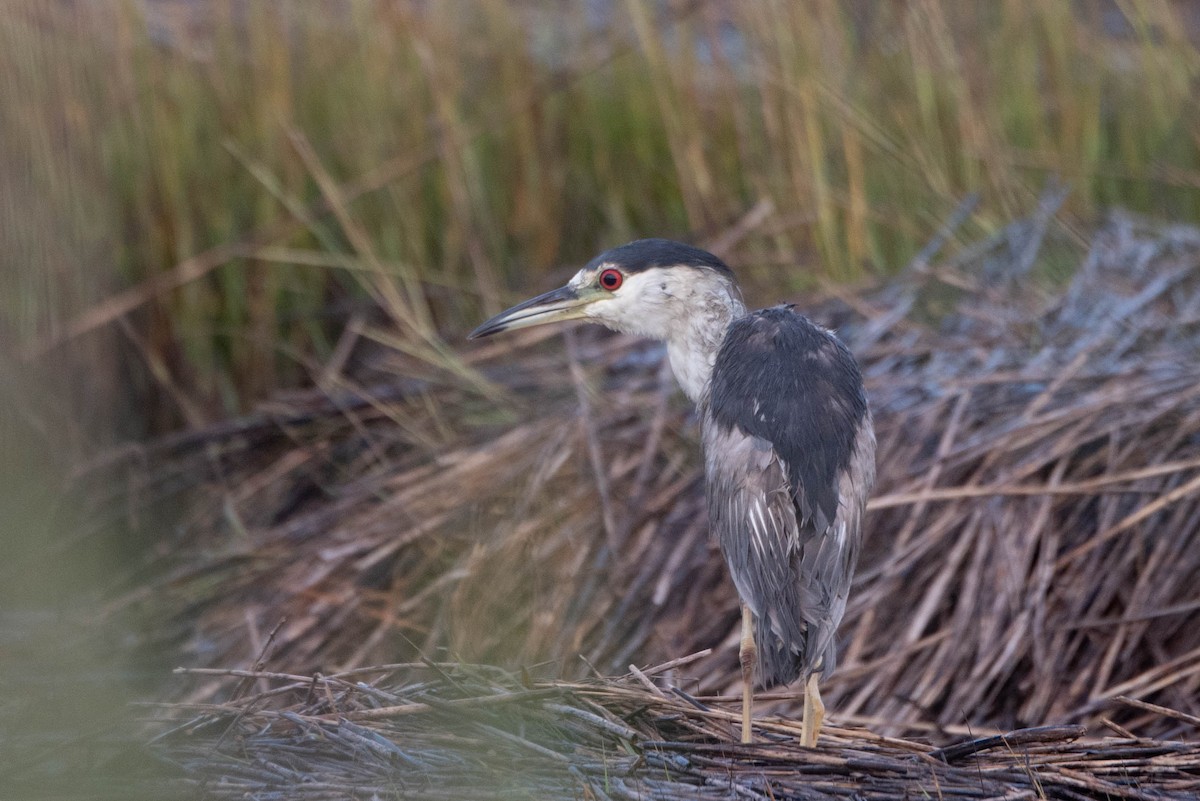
{"left": 3, "top": 0, "right": 1198, "bottom": 429}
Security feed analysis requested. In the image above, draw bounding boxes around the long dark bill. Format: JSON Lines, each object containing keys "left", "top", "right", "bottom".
{"left": 467, "top": 285, "right": 593, "bottom": 339}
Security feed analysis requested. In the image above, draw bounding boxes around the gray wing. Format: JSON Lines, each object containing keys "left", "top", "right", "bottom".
{"left": 703, "top": 307, "right": 875, "bottom": 686}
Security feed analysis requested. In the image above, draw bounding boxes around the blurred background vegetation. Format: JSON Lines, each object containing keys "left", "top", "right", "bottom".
{"left": 4, "top": 0, "right": 1200, "bottom": 441}
{"left": 2, "top": 0, "right": 1200, "bottom": 794}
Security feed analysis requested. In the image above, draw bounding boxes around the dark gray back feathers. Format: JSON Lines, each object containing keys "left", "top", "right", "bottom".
{"left": 708, "top": 306, "right": 868, "bottom": 533}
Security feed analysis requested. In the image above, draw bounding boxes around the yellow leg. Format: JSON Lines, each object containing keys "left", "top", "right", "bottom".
{"left": 801, "top": 673, "right": 825, "bottom": 748}
{"left": 739, "top": 605, "right": 756, "bottom": 744}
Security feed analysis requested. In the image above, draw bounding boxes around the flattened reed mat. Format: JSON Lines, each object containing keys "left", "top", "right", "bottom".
{"left": 156, "top": 661, "right": 1200, "bottom": 800}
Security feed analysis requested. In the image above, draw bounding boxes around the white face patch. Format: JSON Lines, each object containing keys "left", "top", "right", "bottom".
{"left": 580, "top": 266, "right": 680, "bottom": 339}
{"left": 566, "top": 266, "right": 598, "bottom": 291}
{"left": 566, "top": 261, "right": 745, "bottom": 402}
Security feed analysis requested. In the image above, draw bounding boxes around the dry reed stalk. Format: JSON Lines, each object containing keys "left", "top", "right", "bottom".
{"left": 91, "top": 203, "right": 1200, "bottom": 748}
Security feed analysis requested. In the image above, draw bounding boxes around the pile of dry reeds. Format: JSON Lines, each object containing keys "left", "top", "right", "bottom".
{"left": 105, "top": 202, "right": 1200, "bottom": 758}
{"left": 159, "top": 658, "right": 1200, "bottom": 800}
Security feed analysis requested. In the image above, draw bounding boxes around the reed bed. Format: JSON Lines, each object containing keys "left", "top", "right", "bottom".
{"left": 10, "top": 3, "right": 1200, "bottom": 795}
{"left": 157, "top": 659, "right": 1200, "bottom": 799}
{"left": 90, "top": 199, "right": 1200, "bottom": 775}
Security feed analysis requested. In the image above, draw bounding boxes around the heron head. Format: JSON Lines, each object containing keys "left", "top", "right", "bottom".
{"left": 468, "top": 239, "right": 740, "bottom": 342}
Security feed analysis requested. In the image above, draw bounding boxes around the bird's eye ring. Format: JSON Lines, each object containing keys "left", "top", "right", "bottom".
{"left": 599, "top": 268, "right": 623, "bottom": 291}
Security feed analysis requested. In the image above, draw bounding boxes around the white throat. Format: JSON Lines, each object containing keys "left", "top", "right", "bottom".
{"left": 666, "top": 290, "right": 745, "bottom": 404}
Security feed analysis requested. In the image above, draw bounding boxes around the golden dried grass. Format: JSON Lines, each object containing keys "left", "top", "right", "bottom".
{"left": 94, "top": 202, "right": 1200, "bottom": 758}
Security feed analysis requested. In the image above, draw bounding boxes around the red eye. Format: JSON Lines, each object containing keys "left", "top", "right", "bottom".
{"left": 599, "top": 268, "right": 623, "bottom": 291}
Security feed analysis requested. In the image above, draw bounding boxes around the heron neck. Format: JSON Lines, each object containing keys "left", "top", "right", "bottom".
{"left": 666, "top": 291, "right": 746, "bottom": 405}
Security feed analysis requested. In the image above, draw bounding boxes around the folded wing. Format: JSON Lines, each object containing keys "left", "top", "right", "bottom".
{"left": 703, "top": 306, "right": 875, "bottom": 686}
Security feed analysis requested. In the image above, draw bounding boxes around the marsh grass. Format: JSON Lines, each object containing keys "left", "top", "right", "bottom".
{"left": 102, "top": 206, "right": 1200, "bottom": 748}
{"left": 4, "top": 0, "right": 1200, "bottom": 428}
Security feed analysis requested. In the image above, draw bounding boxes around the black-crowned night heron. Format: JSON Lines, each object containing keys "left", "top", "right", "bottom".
{"left": 469, "top": 239, "right": 875, "bottom": 746}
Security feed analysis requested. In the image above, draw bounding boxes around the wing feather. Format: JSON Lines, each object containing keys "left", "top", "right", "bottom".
{"left": 703, "top": 307, "right": 875, "bottom": 686}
